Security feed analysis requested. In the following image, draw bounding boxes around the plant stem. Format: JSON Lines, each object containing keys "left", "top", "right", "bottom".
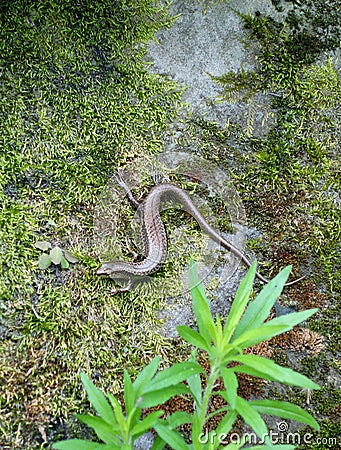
{"left": 195, "top": 364, "right": 220, "bottom": 447}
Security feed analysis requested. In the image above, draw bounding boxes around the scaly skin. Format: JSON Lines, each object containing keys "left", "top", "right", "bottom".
{"left": 97, "top": 183, "right": 305, "bottom": 291}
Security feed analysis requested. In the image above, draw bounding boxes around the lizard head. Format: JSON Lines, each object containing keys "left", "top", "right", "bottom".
{"left": 97, "top": 262, "right": 137, "bottom": 293}
{"left": 97, "top": 262, "right": 127, "bottom": 279}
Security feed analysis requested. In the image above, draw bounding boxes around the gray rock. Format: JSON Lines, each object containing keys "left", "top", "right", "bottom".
{"left": 147, "top": 0, "right": 290, "bottom": 133}
{"left": 134, "top": 431, "right": 154, "bottom": 450}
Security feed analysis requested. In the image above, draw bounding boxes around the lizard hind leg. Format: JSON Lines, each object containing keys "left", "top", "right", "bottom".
{"left": 115, "top": 170, "right": 148, "bottom": 259}
{"left": 125, "top": 237, "right": 141, "bottom": 262}
{"left": 106, "top": 279, "right": 133, "bottom": 295}
{"left": 116, "top": 170, "right": 141, "bottom": 208}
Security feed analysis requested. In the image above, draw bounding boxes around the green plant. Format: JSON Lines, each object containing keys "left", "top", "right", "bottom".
{"left": 34, "top": 240, "right": 79, "bottom": 270}
{"left": 53, "top": 261, "right": 320, "bottom": 449}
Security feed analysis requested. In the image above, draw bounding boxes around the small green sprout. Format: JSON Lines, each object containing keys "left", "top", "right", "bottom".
{"left": 34, "top": 241, "right": 79, "bottom": 270}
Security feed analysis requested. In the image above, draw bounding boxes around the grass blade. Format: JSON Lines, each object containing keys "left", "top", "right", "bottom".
{"left": 214, "top": 410, "right": 238, "bottom": 442}
{"left": 232, "top": 309, "right": 318, "bottom": 348}
{"left": 151, "top": 436, "right": 166, "bottom": 450}
{"left": 261, "top": 308, "right": 318, "bottom": 331}
{"left": 165, "top": 411, "right": 193, "bottom": 428}
{"left": 107, "top": 394, "right": 127, "bottom": 434}
{"left": 187, "top": 353, "right": 203, "bottom": 408}
{"left": 231, "top": 325, "right": 292, "bottom": 348}
{"left": 123, "top": 370, "right": 135, "bottom": 416}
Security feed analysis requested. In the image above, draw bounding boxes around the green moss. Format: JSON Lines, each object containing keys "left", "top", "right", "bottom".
{"left": 214, "top": 6, "right": 340, "bottom": 282}
{"left": 0, "top": 1, "right": 182, "bottom": 447}
{"left": 210, "top": 4, "right": 340, "bottom": 448}
{"left": 297, "top": 421, "right": 341, "bottom": 450}
{"left": 297, "top": 385, "right": 341, "bottom": 449}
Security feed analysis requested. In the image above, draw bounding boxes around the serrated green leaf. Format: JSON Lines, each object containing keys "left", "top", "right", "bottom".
{"left": 233, "top": 266, "right": 291, "bottom": 340}
{"left": 75, "top": 415, "right": 121, "bottom": 444}
{"left": 144, "top": 362, "right": 202, "bottom": 392}
{"left": 151, "top": 435, "right": 166, "bottom": 450}
{"left": 50, "top": 246, "right": 63, "bottom": 264}
{"left": 52, "top": 440, "right": 107, "bottom": 449}
{"left": 80, "top": 373, "right": 116, "bottom": 425}
{"left": 189, "top": 259, "right": 216, "bottom": 345}
{"left": 222, "top": 444, "right": 241, "bottom": 450}
{"left": 231, "top": 325, "right": 290, "bottom": 348}
{"left": 177, "top": 325, "right": 211, "bottom": 352}
{"left": 220, "top": 368, "right": 238, "bottom": 409}
{"left": 154, "top": 422, "right": 188, "bottom": 450}
{"left": 187, "top": 354, "right": 202, "bottom": 408}
{"left": 233, "top": 355, "right": 320, "bottom": 390}
{"left": 38, "top": 253, "right": 52, "bottom": 269}
{"left": 107, "top": 394, "right": 127, "bottom": 433}
{"left": 133, "top": 356, "right": 160, "bottom": 396}
{"left": 140, "top": 384, "right": 191, "bottom": 408}
{"left": 223, "top": 262, "right": 257, "bottom": 343}
{"left": 131, "top": 411, "right": 163, "bottom": 438}
{"left": 250, "top": 399, "right": 319, "bottom": 430}
{"left": 214, "top": 410, "right": 238, "bottom": 442}
{"left": 261, "top": 309, "right": 318, "bottom": 333}
{"left": 34, "top": 240, "right": 52, "bottom": 251}
{"left": 235, "top": 396, "right": 269, "bottom": 443}
{"left": 232, "top": 307, "right": 318, "bottom": 348}
{"left": 165, "top": 411, "right": 193, "bottom": 429}
{"left": 123, "top": 370, "right": 135, "bottom": 416}
{"left": 63, "top": 250, "right": 79, "bottom": 263}
{"left": 60, "top": 256, "right": 69, "bottom": 269}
